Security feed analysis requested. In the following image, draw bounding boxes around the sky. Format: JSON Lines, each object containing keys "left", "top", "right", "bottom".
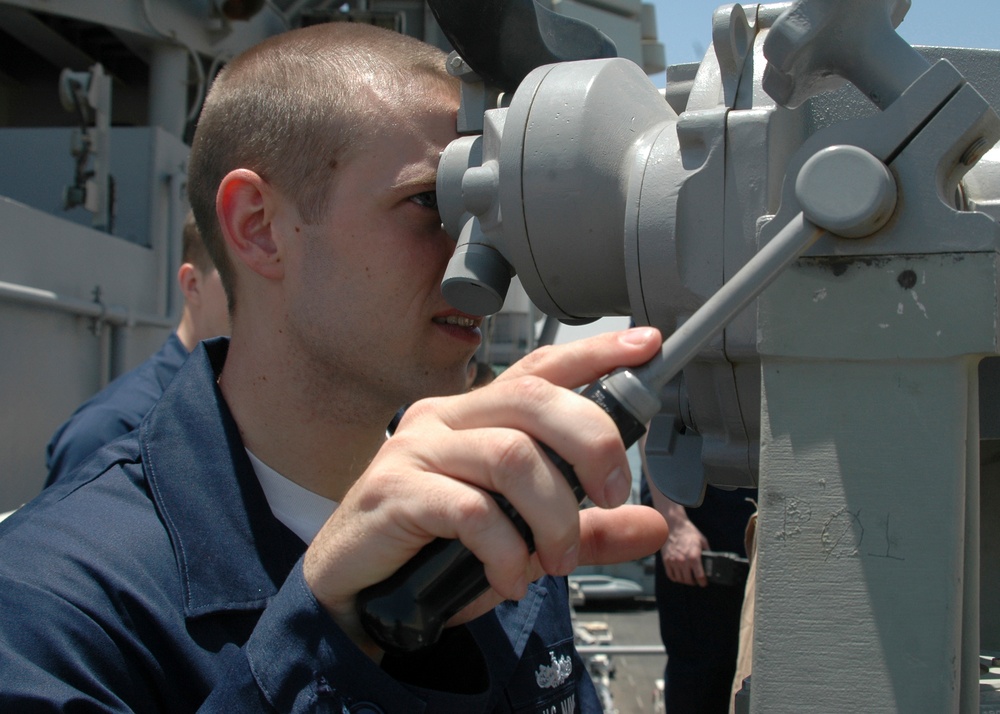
{"left": 647, "top": 0, "right": 1000, "bottom": 83}
{"left": 555, "top": 0, "right": 999, "bottom": 344}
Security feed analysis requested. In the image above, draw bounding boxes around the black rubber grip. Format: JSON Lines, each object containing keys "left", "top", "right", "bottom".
{"left": 355, "top": 379, "right": 646, "bottom": 654}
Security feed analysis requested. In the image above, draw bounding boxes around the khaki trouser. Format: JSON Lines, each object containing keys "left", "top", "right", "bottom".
{"left": 730, "top": 510, "right": 757, "bottom": 713}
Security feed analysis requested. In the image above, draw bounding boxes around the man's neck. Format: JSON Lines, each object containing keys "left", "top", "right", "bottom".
{"left": 218, "top": 332, "right": 395, "bottom": 502}
{"left": 175, "top": 309, "right": 197, "bottom": 352}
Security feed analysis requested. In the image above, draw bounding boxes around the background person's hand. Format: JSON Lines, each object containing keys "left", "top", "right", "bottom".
{"left": 662, "top": 518, "right": 710, "bottom": 587}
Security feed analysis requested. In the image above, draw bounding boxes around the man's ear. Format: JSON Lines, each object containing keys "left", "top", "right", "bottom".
{"left": 176, "top": 262, "right": 201, "bottom": 306}
{"left": 216, "top": 169, "right": 284, "bottom": 280}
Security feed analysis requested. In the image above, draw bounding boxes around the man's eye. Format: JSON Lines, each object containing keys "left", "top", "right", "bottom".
{"left": 409, "top": 191, "right": 438, "bottom": 211}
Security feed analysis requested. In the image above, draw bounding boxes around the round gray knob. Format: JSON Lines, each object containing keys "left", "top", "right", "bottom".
{"left": 795, "top": 145, "right": 896, "bottom": 238}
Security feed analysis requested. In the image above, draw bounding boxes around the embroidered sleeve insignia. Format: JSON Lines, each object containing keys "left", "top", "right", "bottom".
{"left": 535, "top": 651, "right": 573, "bottom": 689}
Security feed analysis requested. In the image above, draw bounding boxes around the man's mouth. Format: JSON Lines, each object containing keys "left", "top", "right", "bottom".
{"left": 433, "top": 315, "right": 479, "bottom": 328}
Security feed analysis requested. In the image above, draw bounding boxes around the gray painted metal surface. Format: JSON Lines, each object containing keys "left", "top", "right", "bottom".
{"left": 433, "top": 0, "right": 1000, "bottom": 709}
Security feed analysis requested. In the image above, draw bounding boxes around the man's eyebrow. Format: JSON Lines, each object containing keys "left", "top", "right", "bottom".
{"left": 391, "top": 172, "right": 438, "bottom": 192}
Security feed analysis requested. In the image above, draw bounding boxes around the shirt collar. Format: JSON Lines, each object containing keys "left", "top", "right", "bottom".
{"left": 141, "top": 337, "right": 304, "bottom": 617}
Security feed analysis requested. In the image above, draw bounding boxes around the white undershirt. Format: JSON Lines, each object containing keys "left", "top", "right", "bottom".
{"left": 246, "top": 449, "right": 338, "bottom": 544}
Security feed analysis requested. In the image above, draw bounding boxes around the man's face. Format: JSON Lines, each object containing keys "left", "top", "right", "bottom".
{"left": 278, "top": 87, "right": 481, "bottom": 409}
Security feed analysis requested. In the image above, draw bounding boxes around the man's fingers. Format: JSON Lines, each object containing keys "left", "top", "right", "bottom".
{"left": 396, "top": 425, "right": 587, "bottom": 575}
{"left": 307, "top": 466, "right": 537, "bottom": 618}
{"left": 577, "top": 505, "right": 668, "bottom": 567}
{"left": 496, "top": 327, "right": 662, "bottom": 389}
{"left": 692, "top": 551, "right": 709, "bottom": 587}
{"left": 401, "top": 383, "right": 632, "bottom": 510}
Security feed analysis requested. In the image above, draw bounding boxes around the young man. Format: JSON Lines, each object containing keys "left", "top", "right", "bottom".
{"left": 44, "top": 212, "right": 229, "bottom": 485}
{"left": 0, "top": 23, "right": 666, "bottom": 711}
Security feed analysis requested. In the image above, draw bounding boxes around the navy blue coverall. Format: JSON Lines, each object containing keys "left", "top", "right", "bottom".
{"left": 2, "top": 338, "right": 598, "bottom": 713}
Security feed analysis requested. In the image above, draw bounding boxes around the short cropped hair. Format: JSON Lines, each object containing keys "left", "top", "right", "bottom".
{"left": 180, "top": 210, "right": 214, "bottom": 274}
{"left": 188, "top": 22, "right": 454, "bottom": 314}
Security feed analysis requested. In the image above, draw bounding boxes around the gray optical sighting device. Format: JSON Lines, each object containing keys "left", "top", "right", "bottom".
{"left": 360, "top": 2, "right": 1000, "bottom": 712}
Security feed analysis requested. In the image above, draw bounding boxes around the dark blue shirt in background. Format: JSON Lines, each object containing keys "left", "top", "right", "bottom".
{"left": 44, "top": 331, "right": 188, "bottom": 487}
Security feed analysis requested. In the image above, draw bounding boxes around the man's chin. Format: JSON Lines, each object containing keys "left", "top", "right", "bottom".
{"left": 435, "top": 368, "right": 476, "bottom": 398}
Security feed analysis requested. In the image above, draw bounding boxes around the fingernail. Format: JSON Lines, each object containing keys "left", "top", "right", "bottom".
{"left": 558, "top": 544, "right": 579, "bottom": 575}
{"left": 621, "top": 326, "right": 657, "bottom": 345}
{"left": 603, "top": 466, "right": 630, "bottom": 507}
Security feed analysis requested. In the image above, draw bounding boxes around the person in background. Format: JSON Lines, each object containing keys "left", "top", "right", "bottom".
{"left": 0, "top": 23, "right": 667, "bottom": 712}
{"left": 641, "top": 435, "right": 756, "bottom": 714}
{"left": 44, "top": 211, "right": 229, "bottom": 486}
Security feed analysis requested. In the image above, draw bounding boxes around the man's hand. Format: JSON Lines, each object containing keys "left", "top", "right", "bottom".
{"left": 303, "top": 326, "right": 668, "bottom": 657}
{"left": 639, "top": 439, "right": 710, "bottom": 588}
{"left": 661, "top": 518, "right": 710, "bottom": 587}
